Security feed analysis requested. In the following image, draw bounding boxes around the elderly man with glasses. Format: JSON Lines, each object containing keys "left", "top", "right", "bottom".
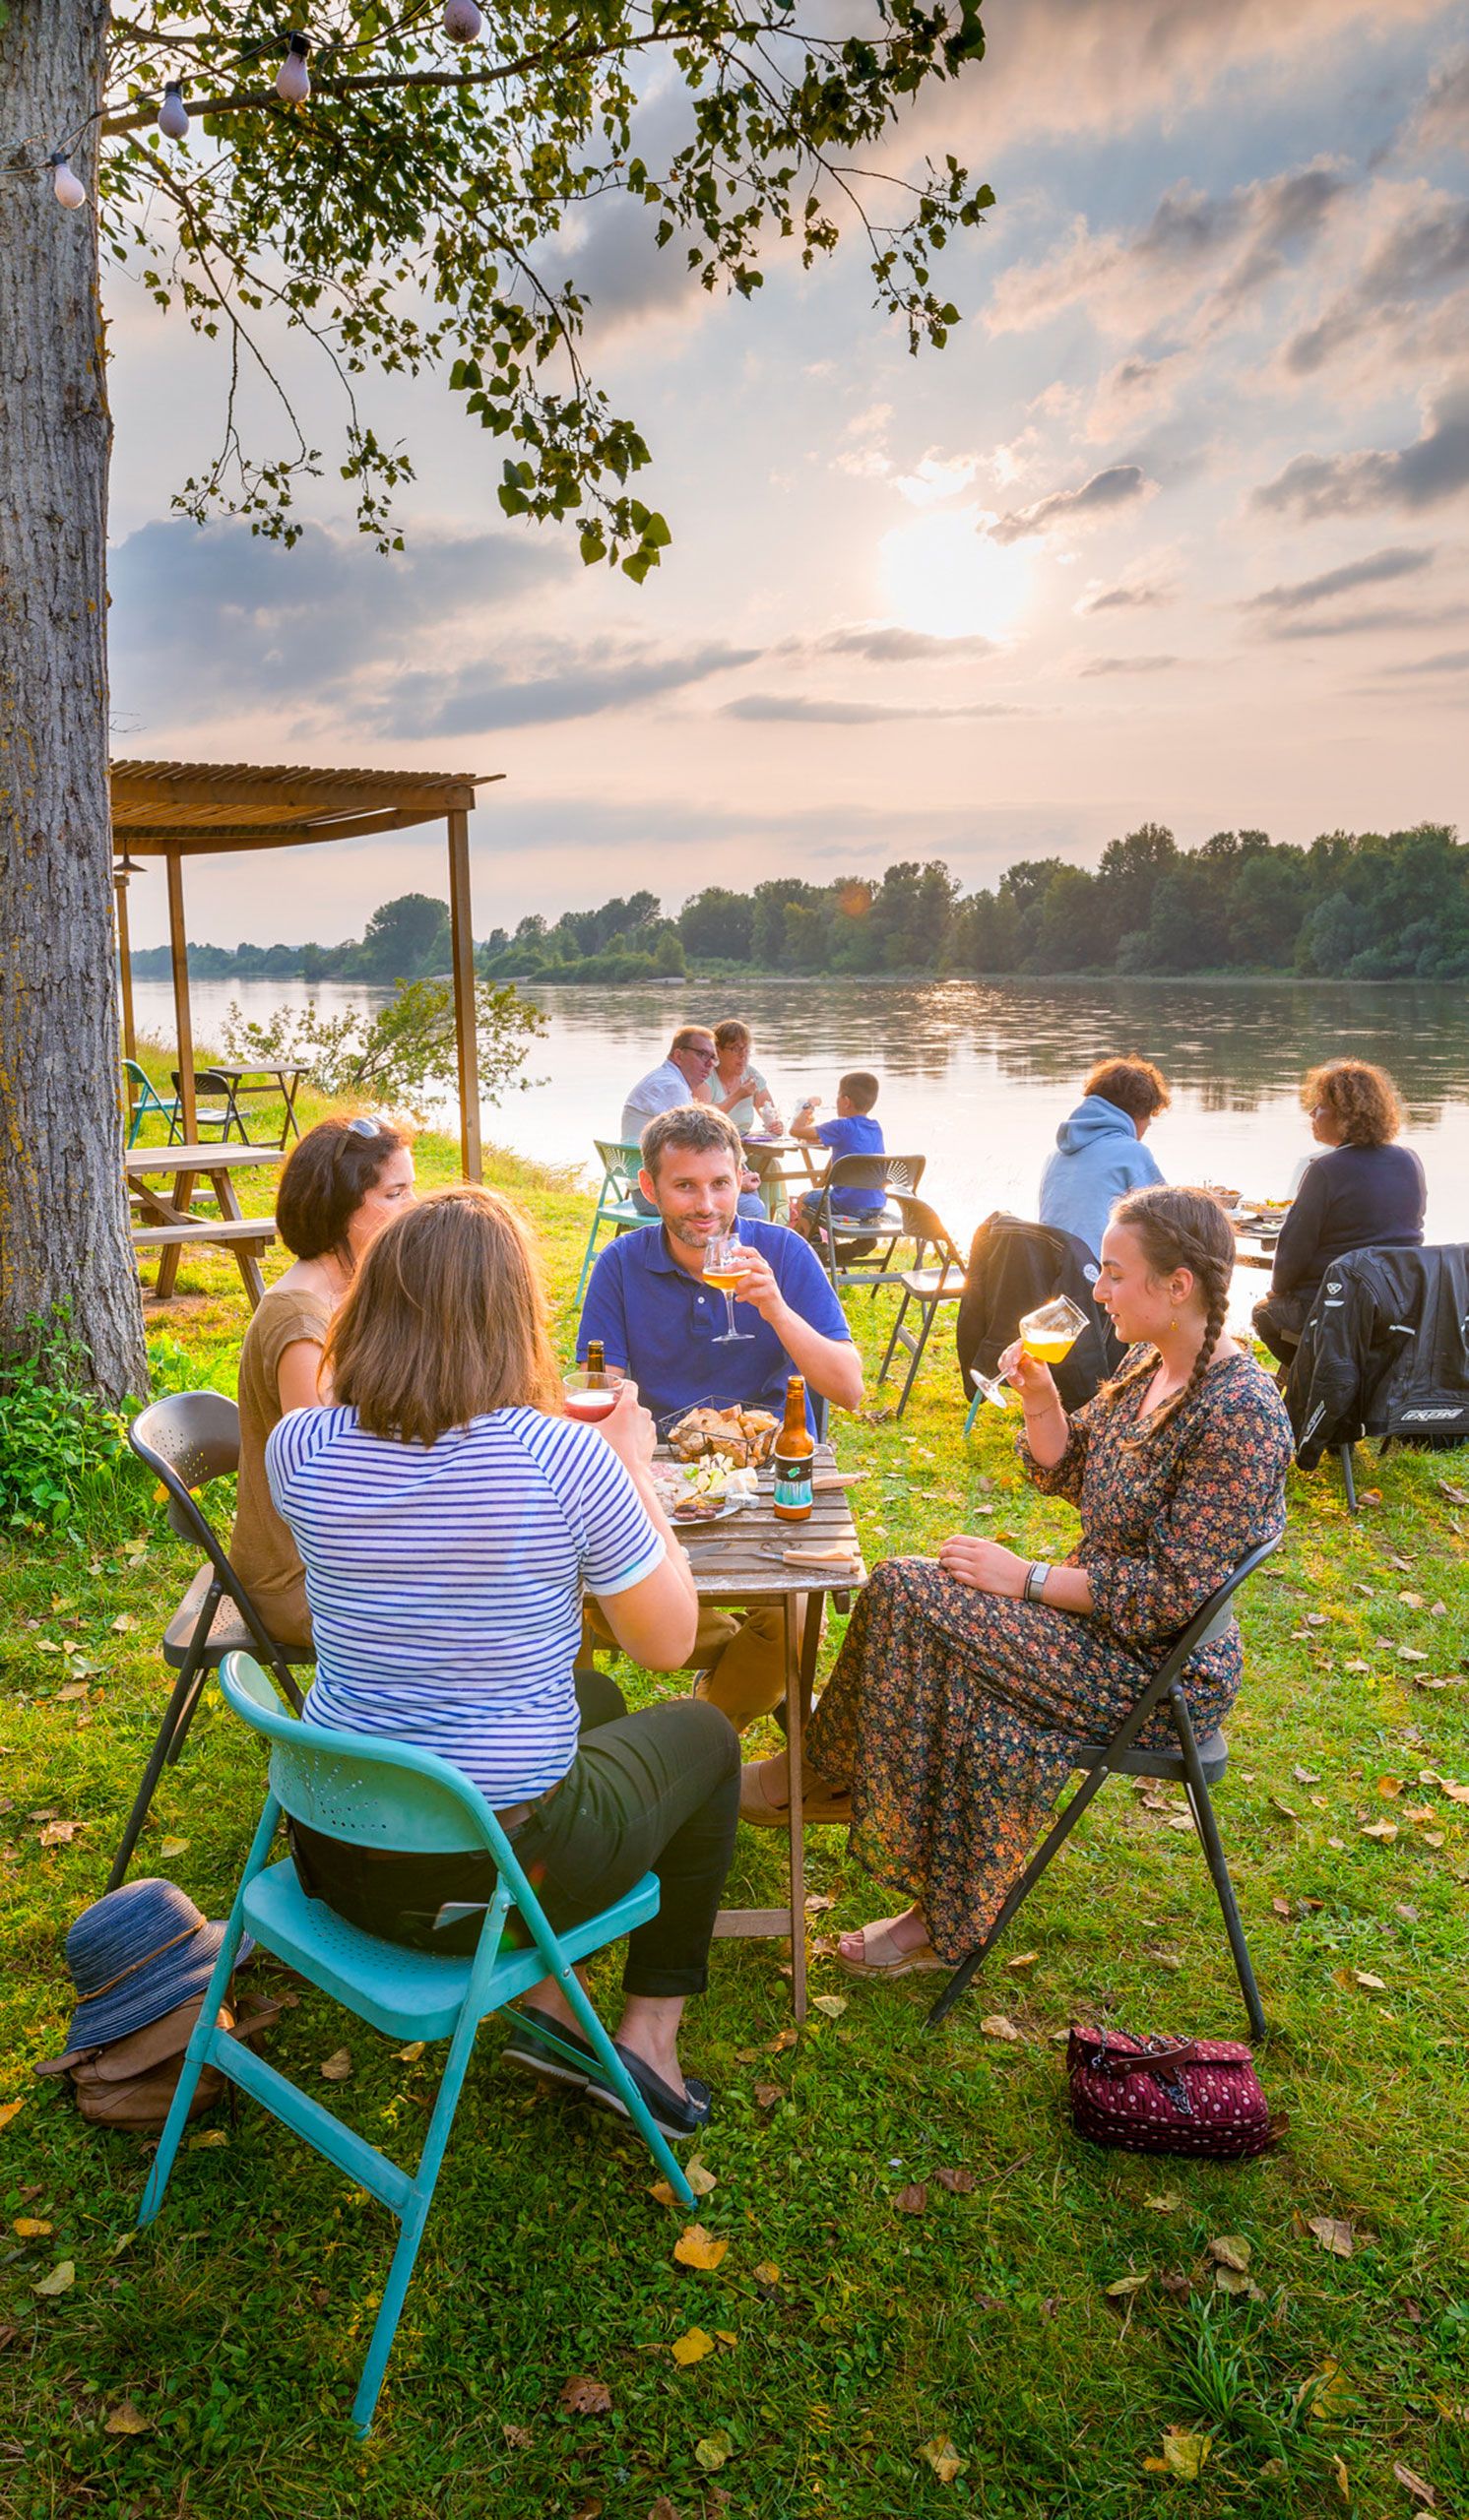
{"left": 621, "top": 1028, "right": 764, "bottom": 1221}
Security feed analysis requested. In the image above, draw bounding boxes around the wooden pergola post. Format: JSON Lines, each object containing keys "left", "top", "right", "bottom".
{"left": 113, "top": 857, "right": 138, "bottom": 1069}
{"left": 164, "top": 850, "right": 197, "bottom": 1143}
{"left": 446, "top": 805, "right": 482, "bottom": 1183}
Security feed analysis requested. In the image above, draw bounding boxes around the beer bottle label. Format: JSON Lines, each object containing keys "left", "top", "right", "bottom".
{"left": 772, "top": 1448, "right": 813, "bottom": 1514}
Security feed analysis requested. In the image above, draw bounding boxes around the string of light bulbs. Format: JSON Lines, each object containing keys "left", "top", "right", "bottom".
{"left": 18, "top": 6, "right": 487, "bottom": 210}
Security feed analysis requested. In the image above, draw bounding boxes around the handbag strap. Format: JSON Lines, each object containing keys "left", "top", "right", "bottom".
{"left": 1091, "top": 2039, "right": 1204, "bottom": 2078}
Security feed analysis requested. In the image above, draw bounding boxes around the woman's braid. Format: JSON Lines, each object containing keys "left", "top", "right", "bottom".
{"left": 1099, "top": 1186, "right": 1237, "bottom": 1444}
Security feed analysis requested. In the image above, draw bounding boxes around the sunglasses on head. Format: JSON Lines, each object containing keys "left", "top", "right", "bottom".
{"left": 348, "top": 1115, "right": 382, "bottom": 1138}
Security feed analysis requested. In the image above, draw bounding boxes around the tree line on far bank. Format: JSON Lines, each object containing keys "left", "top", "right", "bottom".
{"left": 131, "top": 821, "right": 1469, "bottom": 990}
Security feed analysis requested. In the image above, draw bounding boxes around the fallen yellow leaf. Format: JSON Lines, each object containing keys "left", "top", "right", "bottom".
{"left": 104, "top": 2401, "right": 152, "bottom": 2436}
{"left": 1360, "top": 1819, "right": 1398, "bottom": 1842}
{"left": 1206, "top": 2236, "right": 1250, "bottom": 2272}
{"left": 1353, "top": 1972, "right": 1387, "bottom": 1992}
{"left": 1143, "top": 2190, "right": 1182, "bottom": 2214}
{"left": 32, "top": 2259, "right": 75, "bottom": 2298}
{"left": 980, "top": 2014, "right": 1021, "bottom": 2042}
{"left": 917, "top": 2433, "right": 967, "bottom": 2484}
{"left": 1307, "top": 2216, "right": 1355, "bottom": 2258}
{"left": 319, "top": 2048, "right": 352, "bottom": 2082}
{"left": 810, "top": 1992, "right": 847, "bottom": 2019}
{"left": 1159, "top": 2427, "right": 1211, "bottom": 2481}
{"left": 752, "top": 2260, "right": 781, "bottom": 2286}
{"left": 1105, "top": 2273, "right": 1150, "bottom": 2298}
{"left": 649, "top": 2158, "right": 717, "bottom": 2207}
{"left": 13, "top": 2218, "right": 52, "bottom": 2237}
{"left": 1004, "top": 1951, "right": 1039, "bottom": 1971}
{"left": 0, "top": 2100, "right": 24, "bottom": 2131}
{"left": 673, "top": 2224, "right": 729, "bottom": 2271}
{"left": 395, "top": 2042, "right": 425, "bottom": 2062}
{"left": 671, "top": 2327, "right": 716, "bottom": 2367}
{"left": 187, "top": 2128, "right": 228, "bottom": 2149}
{"left": 1332, "top": 2453, "right": 1350, "bottom": 2501}
{"left": 694, "top": 2430, "right": 734, "bottom": 2472}
{"left": 1377, "top": 1775, "right": 1403, "bottom": 1796}
{"left": 159, "top": 1838, "right": 190, "bottom": 1858}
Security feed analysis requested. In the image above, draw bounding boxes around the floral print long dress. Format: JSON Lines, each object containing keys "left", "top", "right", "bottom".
{"left": 806, "top": 1352, "right": 1293, "bottom": 1961}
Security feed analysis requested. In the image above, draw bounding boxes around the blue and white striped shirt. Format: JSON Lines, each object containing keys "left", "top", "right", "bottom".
{"left": 265, "top": 1405, "right": 664, "bottom": 1803}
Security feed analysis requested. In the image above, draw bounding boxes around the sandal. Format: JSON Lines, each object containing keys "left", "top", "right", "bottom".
{"left": 739, "top": 1756, "right": 853, "bottom": 1830}
{"left": 835, "top": 1918, "right": 944, "bottom": 1979}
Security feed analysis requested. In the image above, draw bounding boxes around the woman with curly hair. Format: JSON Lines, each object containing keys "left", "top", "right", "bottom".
{"left": 1252, "top": 1058, "right": 1426, "bottom": 1366}
{"left": 739, "top": 1187, "right": 1292, "bottom": 1977}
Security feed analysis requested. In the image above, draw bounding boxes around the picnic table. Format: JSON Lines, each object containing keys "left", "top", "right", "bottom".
{"left": 739, "top": 1133, "right": 824, "bottom": 1220}
{"left": 176, "top": 1064, "right": 309, "bottom": 1148}
{"left": 1230, "top": 1199, "right": 1292, "bottom": 1273}
{"left": 127, "top": 1142, "right": 280, "bottom": 1310}
{"left": 670, "top": 1441, "right": 866, "bottom": 2019}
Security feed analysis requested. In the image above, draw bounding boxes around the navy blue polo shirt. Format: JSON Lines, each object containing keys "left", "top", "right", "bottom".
{"left": 577, "top": 1218, "right": 851, "bottom": 1429}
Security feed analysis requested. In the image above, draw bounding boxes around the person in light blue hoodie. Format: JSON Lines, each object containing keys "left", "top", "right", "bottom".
{"left": 1039, "top": 1056, "right": 1171, "bottom": 1263}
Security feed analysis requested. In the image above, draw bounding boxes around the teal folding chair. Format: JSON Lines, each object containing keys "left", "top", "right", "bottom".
{"left": 122, "top": 1058, "right": 182, "bottom": 1147}
{"left": 574, "top": 1138, "right": 654, "bottom": 1304}
{"left": 139, "top": 1653, "right": 694, "bottom": 2435}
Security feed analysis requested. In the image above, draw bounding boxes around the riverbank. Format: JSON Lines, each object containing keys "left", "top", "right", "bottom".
{"left": 2, "top": 1129, "right": 1466, "bottom": 2518}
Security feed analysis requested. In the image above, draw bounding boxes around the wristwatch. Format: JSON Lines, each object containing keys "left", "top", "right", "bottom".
{"left": 1025, "top": 1560, "right": 1053, "bottom": 1604}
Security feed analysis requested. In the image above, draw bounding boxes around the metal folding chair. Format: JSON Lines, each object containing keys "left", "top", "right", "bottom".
{"left": 574, "top": 1139, "right": 654, "bottom": 1305}
{"left": 806, "top": 1154, "right": 927, "bottom": 1296}
{"left": 875, "top": 1197, "right": 968, "bottom": 1418}
{"left": 122, "top": 1059, "right": 182, "bottom": 1148}
{"left": 139, "top": 1652, "right": 696, "bottom": 2434}
{"left": 927, "top": 1537, "right": 1282, "bottom": 2039}
{"left": 107, "top": 1392, "right": 308, "bottom": 1890}
{"left": 168, "top": 1067, "right": 246, "bottom": 1143}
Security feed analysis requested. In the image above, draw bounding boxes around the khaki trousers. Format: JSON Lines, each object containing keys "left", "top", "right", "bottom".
{"left": 582, "top": 1597, "right": 796, "bottom": 1730}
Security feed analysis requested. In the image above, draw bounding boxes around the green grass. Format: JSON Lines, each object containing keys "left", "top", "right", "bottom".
{"left": 3, "top": 1126, "right": 1467, "bottom": 2518}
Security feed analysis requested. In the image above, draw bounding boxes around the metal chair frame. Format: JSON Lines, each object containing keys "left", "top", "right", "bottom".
{"left": 574, "top": 1138, "right": 654, "bottom": 1305}
{"left": 122, "top": 1058, "right": 182, "bottom": 1149}
{"left": 927, "top": 1538, "right": 1282, "bottom": 2039}
{"left": 806, "top": 1154, "right": 927, "bottom": 1296}
{"left": 107, "top": 1392, "right": 308, "bottom": 1891}
{"left": 875, "top": 1197, "right": 969, "bottom": 1418}
{"left": 168, "top": 1067, "right": 248, "bottom": 1144}
{"left": 139, "top": 1652, "right": 695, "bottom": 2433}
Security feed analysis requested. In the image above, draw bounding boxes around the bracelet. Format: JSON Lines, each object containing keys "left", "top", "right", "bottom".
{"left": 1024, "top": 1560, "right": 1053, "bottom": 1604}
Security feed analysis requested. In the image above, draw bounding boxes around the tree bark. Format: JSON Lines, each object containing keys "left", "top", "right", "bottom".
{"left": 0, "top": 0, "right": 146, "bottom": 1402}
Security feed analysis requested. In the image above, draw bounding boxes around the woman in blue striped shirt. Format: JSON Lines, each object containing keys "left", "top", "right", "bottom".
{"left": 266, "top": 1185, "right": 735, "bottom": 2140}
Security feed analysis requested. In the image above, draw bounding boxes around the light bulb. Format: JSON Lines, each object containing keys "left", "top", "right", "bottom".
{"left": 50, "top": 154, "right": 87, "bottom": 210}
{"left": 158, "top": 82, "right": 190, "bottom": 140}
{"left": 276, "top": 33, "right": 311, "bottom": 103}
{"left": 442, "top": 0, "right": 482, "bottom": 38}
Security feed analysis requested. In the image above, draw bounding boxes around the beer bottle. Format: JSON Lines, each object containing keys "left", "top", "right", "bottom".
{"left": 772, "top": 1375, "right": 815, "bottom": 1521}
{"left": 585, "top": 1339, "right": 606, "bottom": 1375}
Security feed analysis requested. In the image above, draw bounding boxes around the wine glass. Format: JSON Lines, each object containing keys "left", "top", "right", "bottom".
{"left": 972, "top": 1292, "right": 1090, "bottom": 1409}
{"left": 704, "top": 1230, "right": 754, "bottom": 1343}
{"left": 563, "top": 1363, "right": 625, "bottom": 1422}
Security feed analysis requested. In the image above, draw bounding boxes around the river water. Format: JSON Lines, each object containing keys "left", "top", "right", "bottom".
{"left": 132, "top": 975, "right": 1469, "bottom": 1307}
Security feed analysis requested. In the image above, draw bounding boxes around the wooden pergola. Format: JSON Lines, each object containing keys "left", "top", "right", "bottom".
{"left": 110, "top": 758, "right": 502, "bottom": 1180}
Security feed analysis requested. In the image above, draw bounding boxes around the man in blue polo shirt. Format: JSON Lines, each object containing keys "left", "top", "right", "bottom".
{"left": 578, "top": 1103, "right": 862, "bottom": 1724}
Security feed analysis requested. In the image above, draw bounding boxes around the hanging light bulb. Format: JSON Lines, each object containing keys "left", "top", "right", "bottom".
{"left": 158, "top": 82, "right": 190, "bottom": 140}
{"left": 442, "top": 0, "right": 483, "bottom": 39}
{"left": 276, "top": 32, "right": 311, "bottom": 103}
{"left": 50, "top": 153, "right": 87, "bottom": 210}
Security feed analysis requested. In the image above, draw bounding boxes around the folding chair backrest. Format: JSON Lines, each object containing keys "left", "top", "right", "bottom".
{"left": 1151, "top": 1535, "right": 1283, "bottom": 1687}
{"left": 594, "top": 1138, "right": 644, "bottom": 1198}
{"left": 825, "top": 1153, "right": 926, "bottom": 1199}
{"left": 129, "top": 1390, "right": 241, "bottom": 1548}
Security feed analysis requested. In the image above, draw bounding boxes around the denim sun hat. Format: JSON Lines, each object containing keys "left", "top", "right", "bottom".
{"left": 41, "top": 1877, "right": 251, "bottom": 2067}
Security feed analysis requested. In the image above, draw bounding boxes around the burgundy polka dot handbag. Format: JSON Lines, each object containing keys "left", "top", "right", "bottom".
{"left": 1067, "top": 2025, "right": 1284, "bottom": 2158}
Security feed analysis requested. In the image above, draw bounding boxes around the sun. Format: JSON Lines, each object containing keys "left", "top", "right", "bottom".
{"left": 879, "top": 509, "right": 1034, "bottom": 643}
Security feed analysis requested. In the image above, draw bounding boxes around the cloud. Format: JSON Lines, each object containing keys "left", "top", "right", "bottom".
{"left": 107, "top": 517, "right": 566, "bottom": 726}
{"left": 1282, "top": 196, "right": 1469, "bottom": 375}
{"left": 378, "top": 644, "right": 759, "bottom": 736}
{"left": 1252, "top": 382, "right": 1469, "bottom": 520}
{"left": 812, "top": 625, "right": 1000, "bottom": 663}
{"left": 1264, "top": 602, "right": 1469, "bottom": 641}
{"left": 1380, "top": 646, "right": 1469, "bottom": 672}
{"left": 1079, "top": 655, "right": 1184, "bottom": 676}
{"left": 1076, "top": 577, "right": 1175, "bottom": 614}
{"left": 1242, "top": 545, "right": 1437, "bottom": 611}
{"left": 720, "top": 695, "right": 1032, "bottom": 723}
{"left": 1408, "top": 49, "right": 1469, "bottom": 155}
{"left": 990, "top": 464, "right": 1153, "bottom": 544}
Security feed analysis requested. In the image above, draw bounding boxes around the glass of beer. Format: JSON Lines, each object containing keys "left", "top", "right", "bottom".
{"left": 704, "top": 1230, "right": 754, "bottom": 1344}
{"left": 563, "top": 1364, "right": 625, "bottom": 1421}
{"left": 973, "top": 1293, "right": 1089, "bottom": 1409}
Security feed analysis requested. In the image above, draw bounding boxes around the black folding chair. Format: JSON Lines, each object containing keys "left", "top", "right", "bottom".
{"left": 875, "top": 1197, "right": 968, "bottom": 1418}
{"left": 107, "top": 1392, "right": 310, "bottom": 1890}
{"left": 806, "top": 1154, "right": 927, "bottom": 1296}
{"left": 927, "top": 1537, "right": 1281, "bottom": 2040}
{"left": 169, "top": 1068, "right": 248, "bottom": 1144}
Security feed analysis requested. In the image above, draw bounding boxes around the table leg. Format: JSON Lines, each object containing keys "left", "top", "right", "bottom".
{"left": 154, "top": 1171, "right": 198, "bottom": 1299}
{"left": 783, "top": 1593, "right": 808, "bottom": 2022}
{"left": 279, "top": 1071, "right": 303, "bottom": 1144}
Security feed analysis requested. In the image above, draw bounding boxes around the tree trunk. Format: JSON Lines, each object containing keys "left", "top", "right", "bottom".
{"left": 0, "top": 0, "right": 146, "bottom": 1402}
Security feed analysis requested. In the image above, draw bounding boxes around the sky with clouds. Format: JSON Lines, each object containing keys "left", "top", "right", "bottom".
{"left": 107, "top": 0, "right": 1469, "bottom": 951}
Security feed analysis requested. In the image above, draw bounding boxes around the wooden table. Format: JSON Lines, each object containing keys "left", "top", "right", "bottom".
{"left": 1231, "top": 1208, "right": 1290, "bottom": 1274}
{"left": 672, "top": 1442, "right": 866, "bottom": 2019}
{"left": 740, "top": 1134, "right": 823, "bottom": 1220}
{"left": 126, "top": 1142, "right": 281, "bottom": 1309}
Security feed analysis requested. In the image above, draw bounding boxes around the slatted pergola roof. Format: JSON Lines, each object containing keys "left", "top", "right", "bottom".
{"left": 110, "top": 758, "right": 503, "bottom": 1176}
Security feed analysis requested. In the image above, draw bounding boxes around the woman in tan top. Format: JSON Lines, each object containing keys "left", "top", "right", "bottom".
{"left": 230, "top": 1115, "right": 415, "bottom": 1646}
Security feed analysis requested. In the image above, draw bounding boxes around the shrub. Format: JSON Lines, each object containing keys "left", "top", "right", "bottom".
{"left": 0, "top": 1310, "right": 128, "bottom": 1529}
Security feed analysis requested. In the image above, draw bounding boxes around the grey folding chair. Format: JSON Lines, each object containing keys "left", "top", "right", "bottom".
{"left": 107, "top": 1392, "right": 309, "bottom": 1890}
{"left": 927, "top": 1537, "right": 1282, "bottom": 2039}
{"left": 807, "top": 1154, "right": 927, "bottom": 1295}
{"left": 875, "top": 1197, "right": 968, "bottom": 1418}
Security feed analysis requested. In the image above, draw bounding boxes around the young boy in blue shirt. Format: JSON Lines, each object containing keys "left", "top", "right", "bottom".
{"left": 790, "top": 1070, "right": 886, "bottom": 1246}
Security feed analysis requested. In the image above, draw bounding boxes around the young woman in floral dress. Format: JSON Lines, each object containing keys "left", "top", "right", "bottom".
{"left": 740, "top": 1185, "right": 1293, "bottom": 1976}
